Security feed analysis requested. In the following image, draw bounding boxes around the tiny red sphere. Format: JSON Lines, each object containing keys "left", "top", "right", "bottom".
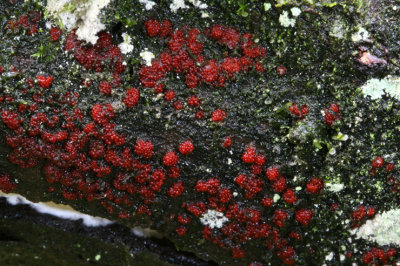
{"left": 276, "top": 66, "right": 287, "bottom": 76}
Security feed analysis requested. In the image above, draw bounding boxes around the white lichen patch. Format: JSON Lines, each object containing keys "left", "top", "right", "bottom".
{"left": 170, "top": 0, "right": 188, "bottom": 12}
{"left": 353, "top": 209, "right": 400, "bottom": 246}
{"left": 264, "top": 3, "right": 272, "bottom": 11}
{"left": 200, "top": 209, "right": 229, "bottom": 229}
{"left": 1, "top": 193, "right": 112, "bottom": 227}
{"left": 139, "top": 0, "right": 156, "bottom": 10}
{"left": 325, "top": 183, "right": 344, "bottom": 192}
{"left": 330, "top": 19, "right": 348, "bottom": 39}
{"left": 140, "top": 49, "right": 155, "bottom": 66}
{"left": 46, "top": 0, "right": 111, "bottom": 44}
{"left": 361, "top": 76, "right": 400, "bottom": 100}
{"left": 118, "top": 33, "right": 133, "bottom": 54}
{"left": 279, "top": 11, "right": 296, "bottom": 27}
{"left": 351, "top": 26, "right": 370, "bottom": 42}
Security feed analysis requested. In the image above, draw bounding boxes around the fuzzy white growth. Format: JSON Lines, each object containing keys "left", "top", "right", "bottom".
{"left": 200, "top": 209, "right": 229, "bottom": 229}
{"left": 188, "top": 0, "right": 208, "bottom": 9}
{"left": 279, "top": 11, "right": 296, "bottom": 27}
{"left": 139, "top": 0, "right": 156, "bottom": 10}
{"left": 119, "top": 33, "right": 133, "bottom": 54}
{"left": 140, "top": 49, "right": 155, "bottom": 66}
{"left": 291, "top": 7, "right": 301, "bottom": 17}
{"left": 325, "top": 183, "right": 344, "bottom": 192}
{"left": 353, "top": 209, "right": 400, "bottom": 246}
{"left": 2, "top": 193, "right": 112, "bottom": 227}
{"left": 46, "top": 0, "right": 111, "bottom": 45}
{"left": 170, "top": 0, "right": 188, "bottom": 12}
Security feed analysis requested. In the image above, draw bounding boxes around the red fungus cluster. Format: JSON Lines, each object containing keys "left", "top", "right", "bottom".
{"left": 140, "top": 19, "right": 267, "bottom": 120}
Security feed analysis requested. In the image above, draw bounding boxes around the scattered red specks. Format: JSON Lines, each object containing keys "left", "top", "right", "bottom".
{"left": 49, "top": 27, "right": 62, "bottom": 42}
{"left": 211, "top": 109, "right": 226, "bottom": 122}
{"left": 324, "top": 103, "right": 340, "bottom": 126}
{"left": 163, "top": 151, "right": 178, "bottom": 166}
{"left": 123, "top": 87, "right": 140, "bottom": 107}
{"left": 276, "top": 66, "right": 287, "bottom": 76}
{"left": 99, "top": 80, "right": 112, "bottom": 96}
{"left": 134, "top": 139, "right": 154, "bottom": 159}
{"left": 179, "top": 140, "right": 194, "bottom": 155}
{"left": 295, "top": 209, "right": 313, "bottom": 226}
{"left": 306, "top": 177, "right": 324, "bottom": 194}
{"left": 36, "top": 75, "right": 53, "bottom": 89}
{"left": 0, "top": 174, "right": 17, "bottom": 193}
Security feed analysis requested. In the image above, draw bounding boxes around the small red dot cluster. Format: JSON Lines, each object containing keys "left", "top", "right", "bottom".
{"left": 324, "top": 103, "right": 340, "bottom": 126}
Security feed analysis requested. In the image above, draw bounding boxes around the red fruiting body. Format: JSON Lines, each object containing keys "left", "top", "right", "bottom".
{"left": 289, "top": 102, "right": 308, "bottom": 119}
{"left": 385, "top": 163, "right": 395, "bottom": 172}
{"left": 371, "top": 156, "right": 384, "bottom": 168}
{"left": 261, "top": 197, "right": 273, "bottom": 207}
{"left": 134, "top": 140, "right": 154, "bottom": 159}
{"left": 164, "top": 89, "right": 175, "bottom": 101}
{"left": 173, "top": 101, "right": 183, "bottom": 110}
{"left": 49, "top": 27, "right": 62, "bottom": 42}
{"left": 175, "top": 227, "right": 187, "bottom": 236}
{"left": 179, "top": 140, "right": 194, "bottom": 155}
{"left": 123, "top": 87, "right": 140, "bottom": 107}
{"left": 91, "top": 103, "right": 114, "bottom": 125}
{"left": 242, "top": 147, "right": 256, "bottom": 164}
{"left": 324, "top": 103, "right": 340, "bottom": 126}
{"left": 306, "top": 177, "right": 324, "bottom": 194}
{"left": 145, "top": 19, "right": 161, "bottom": 37}
{"left": 265, "top": 166, "right": 280, "bottom": 181}
{"left": 163, "top": 151, "right": 178, "bottom": 166}
{"left": 195, "top": 178, "right": 220, "bottom": 194}
{"left": 211, "top": 109, "right": 226, "bottom": 122}
{"left": 222, "top": 136, "right": 232, "bottom": 148}
{"left": 187, "top": 95, "right": 200, "bottom": 107}
{"left": 295, "top": 209, "right": 313, "bottom": 226}
{"left": 0, "top": 174, "right": 16, "bottom": 193}
{"left": 167, "top": 181, "right": 184, "bottom": 198}
{"left": 283, "top": 189, "right": 297, "bottom": 204}
{"left": 99, "top": 80, "right": 112, "bottom": 96}
{"left": 276, "top": 66, "right": 287, "bottom": 76}
{"left": 36, "top": 75, "right": 53, "bottom": 89}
